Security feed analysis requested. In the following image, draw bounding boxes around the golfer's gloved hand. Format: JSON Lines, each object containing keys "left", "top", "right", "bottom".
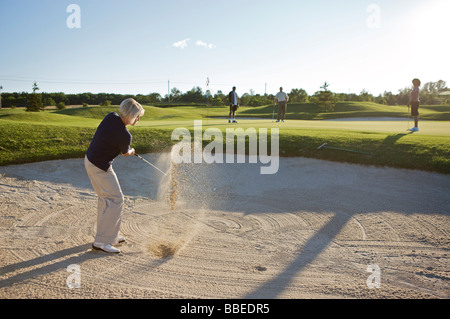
{"left": 123, "top": 148, "right": 135, "bottom": 156}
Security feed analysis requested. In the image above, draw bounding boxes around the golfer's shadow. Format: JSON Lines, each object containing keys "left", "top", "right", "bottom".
{"left": 244, "top": 211, "right": 350, "bottom": 298}
{"left": 0, "top": 243, "right": 105, "bottom": 289}
{"left": 379, "top": 132, "right": 413, "bottom": 149}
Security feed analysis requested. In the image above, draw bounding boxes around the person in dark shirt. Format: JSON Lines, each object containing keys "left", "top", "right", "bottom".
{"left": 84, "top": 98, "right": 144, "bottom": 253}
{"left": 228, "top": 86, "right": 239, "bottom": 123}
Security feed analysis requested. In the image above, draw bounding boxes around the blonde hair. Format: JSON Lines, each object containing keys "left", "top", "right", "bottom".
{"left": 120, "top": 98, "right": 145, "bottom": 122}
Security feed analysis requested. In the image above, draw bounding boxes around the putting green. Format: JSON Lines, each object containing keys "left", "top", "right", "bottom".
{"left": 137, "top": 118, "right": 450, "bottom": 136}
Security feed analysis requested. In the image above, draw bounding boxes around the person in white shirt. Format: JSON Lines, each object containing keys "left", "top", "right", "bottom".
{"left": 274, "top": 87, "right": 289, "bottom": 122}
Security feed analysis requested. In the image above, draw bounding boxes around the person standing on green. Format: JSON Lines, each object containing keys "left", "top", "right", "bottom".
{"left": 274, "top": 87, "right": 289, "bottom": 122}
{"left": 408, "top": 78, "right": 421, "bottom": 132}
{"left": 228, "top": 86, "right": 239, "bottom": 123}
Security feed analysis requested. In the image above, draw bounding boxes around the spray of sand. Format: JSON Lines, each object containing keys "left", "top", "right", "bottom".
{"left": 146, "top": 149, "right": 207, "bottom": 259}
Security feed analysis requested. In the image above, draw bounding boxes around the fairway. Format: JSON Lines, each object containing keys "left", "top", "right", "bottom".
{"left": 1, "top": 104, "right": 450, "bottom": 173}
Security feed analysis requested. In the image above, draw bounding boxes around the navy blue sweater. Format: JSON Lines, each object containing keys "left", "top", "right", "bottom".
{"left": 86, "top": 113, "right": 131, "bottom": 171}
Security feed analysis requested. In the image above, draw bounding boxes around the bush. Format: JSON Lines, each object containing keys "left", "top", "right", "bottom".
{"left": 43, "top": 97, "right": 56, "bottom": 107}
{"left": 101, "top": 100, "right": 111, "bottom": 107}
{"left": 57, "top": 102, "right": 66, "bottom": 110}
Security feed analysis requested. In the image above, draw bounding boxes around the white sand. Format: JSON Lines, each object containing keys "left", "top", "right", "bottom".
{"left": 0, "top": 155, "right": 449, "bottom": 299}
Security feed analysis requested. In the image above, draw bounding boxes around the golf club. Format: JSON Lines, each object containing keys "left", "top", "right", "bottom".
{"left": 135, "top": 154, "right": 168, "bottom": 176}
{"left": 407, "top": 104, "right": 411, "bottom": 131}
{"left": 317, "top": 142, "right": 376, "bottom": 156}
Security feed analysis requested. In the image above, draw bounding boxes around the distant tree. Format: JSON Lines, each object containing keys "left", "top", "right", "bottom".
{"left": 26, "top": 82, "right": 43, "bottom": 112}
{"left": 375, "top": 94, "right": 387, "bottom": 105}
{"left": 382, "top": 91, "right": 397, "bottom": 105}
{"left": 335, "top": 93, "right": 347, "bottom": 102}
{"left": 148, "top": 93, "right": 162, "bottom": 103}
{"left": 310, "top": 81, "right": 336, "bottom": 112}
{"left": 101, "top": 100, "right": 112, "bottom": 107}
{"left": 214, "top": 90, "right": 226, "bottom": 105}
{"left": 170, "top": 87, "right": 182, "bottom": 102}
{"left": 396, "top": 87, "right": 411, "bottom": 105}
{"left": 43, "top": 97, "right": 56, "bottom": 107}
{"left": 422, "top": 80, "right": 448, "bottom": 104}
{"left": 211, "top": 96, "right": 223, "bottom": 106}
{"left": 320, "top": 81, "right": 330, "bottom": 91}
{"left": 57, "top": 101, "right": 66, "bottom": 110}
{"left": 359, "top": 89, "right": 374, "bottom": 102}
{"left": 289, "top": 88, "right": 309, "bottom": 103}
{"left": 182, "top": 87, "right": 203, "bottom": 103}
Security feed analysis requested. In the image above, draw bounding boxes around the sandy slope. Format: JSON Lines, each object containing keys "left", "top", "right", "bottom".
{"left": 0, "top": 154, "right": 449, "bottom": 299}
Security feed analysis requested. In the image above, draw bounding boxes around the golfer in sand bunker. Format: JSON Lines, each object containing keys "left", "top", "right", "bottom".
{"left": 84, "top": 98, "right": 145, "bottom": 253}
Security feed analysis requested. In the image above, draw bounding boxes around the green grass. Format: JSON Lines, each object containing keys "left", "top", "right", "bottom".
{"left": 1, "top": 102, "right": 449, "bottom": 174}
{"left": 235, "top": 102, "right": 450, "bottom": 120}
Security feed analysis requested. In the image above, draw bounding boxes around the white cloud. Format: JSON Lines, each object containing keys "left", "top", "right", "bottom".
{"left": 172, "top": 38, "right": 215, "bottom": 50}
{"left": 196, "top": 40, "right": 215, "bottom": 49}
{"left": 172, "top": 38, "right": 190, "bottom": 49}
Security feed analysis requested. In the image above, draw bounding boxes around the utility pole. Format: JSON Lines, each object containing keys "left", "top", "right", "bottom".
{"left": 0, "top": 85, "right": 3, "bottom": 109}
{"left": 206, "top": 77, "right": 210, "bottom": 106}
{"left": 206, "top": 77, "right": 210, "bottom": 124}
{"left": 264, "top": 82, "right": 267, "bottom": 105}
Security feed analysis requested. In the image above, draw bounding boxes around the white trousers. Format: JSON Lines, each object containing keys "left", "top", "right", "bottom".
{"left": 84, "top": 156, "right": 124, "bottom": 245}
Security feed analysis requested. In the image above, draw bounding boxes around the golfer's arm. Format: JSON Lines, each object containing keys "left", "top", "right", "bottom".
{"left": 408, "top": 90, "right": 418, "bottom": 105}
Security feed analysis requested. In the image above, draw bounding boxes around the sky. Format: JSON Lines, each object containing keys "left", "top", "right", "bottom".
{"left": 0, "top": 0, "right": 449, "bottom": 97}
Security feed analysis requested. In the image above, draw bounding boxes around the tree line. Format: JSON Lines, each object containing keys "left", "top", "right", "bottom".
{"left": 1, "top": 80, "right": 447, "bottom": 112}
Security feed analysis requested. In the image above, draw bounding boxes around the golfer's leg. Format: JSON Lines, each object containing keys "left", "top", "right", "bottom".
{"left": 281, "top": 102, "right": 286, "bottom": 120}
{"left": 85, "top": 158, "right": 124, "bottom": 245}
{"left": 277, "top": 104, "right": 281, "bottom": 121}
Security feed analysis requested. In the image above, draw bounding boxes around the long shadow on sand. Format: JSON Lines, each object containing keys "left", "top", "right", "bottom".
{"left": 245, "top": 212, "right": 350, "bottom": 298}
{"left": 0, "top": 244, "right": 108, "bottom": 289}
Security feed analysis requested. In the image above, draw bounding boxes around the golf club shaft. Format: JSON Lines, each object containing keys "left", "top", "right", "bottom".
{"left": 135, "top": 154, "right": 168, "bottom": 176}
{"left": 324, "top": 146, "right": 375, "bottom": 156}
{"left": 318, "top": 142, "right": 375, "bottom": 156}
{"left": 407, "top": 105, "right": 410, "bottom": 131}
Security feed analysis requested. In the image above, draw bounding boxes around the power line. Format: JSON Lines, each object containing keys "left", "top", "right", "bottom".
{"left": 0, "top": 77, "right": 170, "bottom": 85}
{"left": 0, "top": 76, "right": 275, "bottom": 96}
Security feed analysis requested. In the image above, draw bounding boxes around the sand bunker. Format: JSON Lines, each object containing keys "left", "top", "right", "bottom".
{"left": 0, "top": 154, "right": 449, "bottom": 299}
